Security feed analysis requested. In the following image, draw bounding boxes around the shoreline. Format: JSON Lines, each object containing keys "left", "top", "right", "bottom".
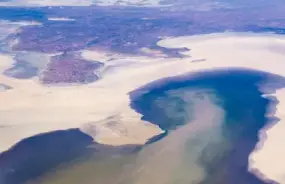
{"left": 24, "top": 70, "right": 277, "bottom": 184}
{"left": 248, "top": 88, "right": 285, "bottom": 183}
{"left": 129, "top": 66, "right": 285, "bottom": 184}
{"left": 247, "top": 94, "right": 280, "bottom": 183}
{"left": 1, "top": 32, "right": 285, "bottom": 183}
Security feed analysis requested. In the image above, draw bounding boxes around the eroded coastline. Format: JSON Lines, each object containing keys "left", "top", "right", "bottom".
{"left": 1, "top": 68, "right": 281, "bottom": 184}
{"left": 1, "top": 33, "right": 285, "bottom": 183}
{"left": 129, "top": 68, "right": 285, "bottom": 184}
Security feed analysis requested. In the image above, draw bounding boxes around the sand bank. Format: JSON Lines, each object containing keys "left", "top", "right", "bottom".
{"left": 248, "top": 88, "right": 285, "bottom": 183}
{"left": 1, "top": 32, "right": 285, "bottom": 182}
{"left": 157, "top": 33, "right": 285, "bottom": 183}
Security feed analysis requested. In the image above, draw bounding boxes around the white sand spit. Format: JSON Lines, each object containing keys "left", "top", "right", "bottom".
{"left": 81, "top": 50, "right": 113, "bottom": 64}
{"left": 1, "top": 32, "right": 285, "bottom": 183}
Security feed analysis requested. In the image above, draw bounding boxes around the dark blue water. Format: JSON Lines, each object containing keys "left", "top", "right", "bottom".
{"left": 1, "top": 68, "right": 285, "bottom": 184}
{"left": 0, "top": 129, "right": 140, "bottom": 184}
{"left": 0, "top": 129, "right": 94, "bottom": 184}
{"left": 129, "top": 68, "right": 285, "bottom": 184}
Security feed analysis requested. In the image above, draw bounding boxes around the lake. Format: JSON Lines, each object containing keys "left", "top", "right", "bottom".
{"left": 1, "top": 68, "right": 284, "bottom": 184}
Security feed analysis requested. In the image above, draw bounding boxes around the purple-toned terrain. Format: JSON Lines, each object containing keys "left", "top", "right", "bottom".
{"left": 1, "top": 1, "right": 285, "bottom": 184}
{"left": 0, "top": 4, "right": 283, "bottom": 87}
{"left": 11, "top": 5, "right": 285, "bottom": 57}
{"left": 41, "top": 54, "right": 103, "bottom": 84}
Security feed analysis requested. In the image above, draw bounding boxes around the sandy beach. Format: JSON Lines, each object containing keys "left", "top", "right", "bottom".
{"left": 1, "top": 32, "right": 285, "bottom": 183}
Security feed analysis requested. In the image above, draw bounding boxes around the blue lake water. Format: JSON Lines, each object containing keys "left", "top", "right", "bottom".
{"left": 0, "top": 129, "right": 139, "bottom": 184}
{"left": 129, "top": 68, "right": 285, "bottom": 184}
{"left": 1, "top": 2, "right": 285, "bottom": 183}
{"left": 0, "top": 129, "right": 94, "bottom": 184}
{"left": 1, "top": 68, "right": 284, "bottom": 184}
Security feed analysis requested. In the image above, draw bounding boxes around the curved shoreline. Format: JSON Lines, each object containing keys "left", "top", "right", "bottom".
{"left": 248, "top": 89, "right": 285, "bottom": 183}
{"left": 1, "top": 32, "right": 285, "bottom": 183}
{"left": 129, "top": 67, "right": 285, "bottom": 184}
{"left": 21, "top": 68, "right": 282, "bottom": 184}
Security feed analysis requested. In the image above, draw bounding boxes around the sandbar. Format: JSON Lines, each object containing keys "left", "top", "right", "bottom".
{"left": 1, "top": 32, "right": 285, "bottom": 183}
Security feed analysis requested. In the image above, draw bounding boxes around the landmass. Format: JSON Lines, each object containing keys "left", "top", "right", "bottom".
{"left": 1, "top": 32, "right": 285, "bottom": 183}
{"left": 0, "top": 1, "right": 285, "bottom": 183}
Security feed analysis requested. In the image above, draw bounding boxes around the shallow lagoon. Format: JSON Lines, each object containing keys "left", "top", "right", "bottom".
{"left": 1, "top": 68, "right": 285, "bottom": 184}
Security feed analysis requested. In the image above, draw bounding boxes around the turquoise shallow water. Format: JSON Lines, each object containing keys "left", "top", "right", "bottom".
{"left": 1, "top": 68, "right": 285, "bottom": 184}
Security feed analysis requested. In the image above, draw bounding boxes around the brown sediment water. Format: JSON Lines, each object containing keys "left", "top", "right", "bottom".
{"left": 28, "top": 90, "right": 226, "bottom": 184}
{"left": 116, "top": 91, "right": 226, "bottom": 184}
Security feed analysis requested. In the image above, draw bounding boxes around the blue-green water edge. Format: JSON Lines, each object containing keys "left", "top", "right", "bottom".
{"left": 129, "top": 68, "right": 285, "bottom": 184}
{"left": 1, "top": 68, "right": 285, "bottom": 184}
